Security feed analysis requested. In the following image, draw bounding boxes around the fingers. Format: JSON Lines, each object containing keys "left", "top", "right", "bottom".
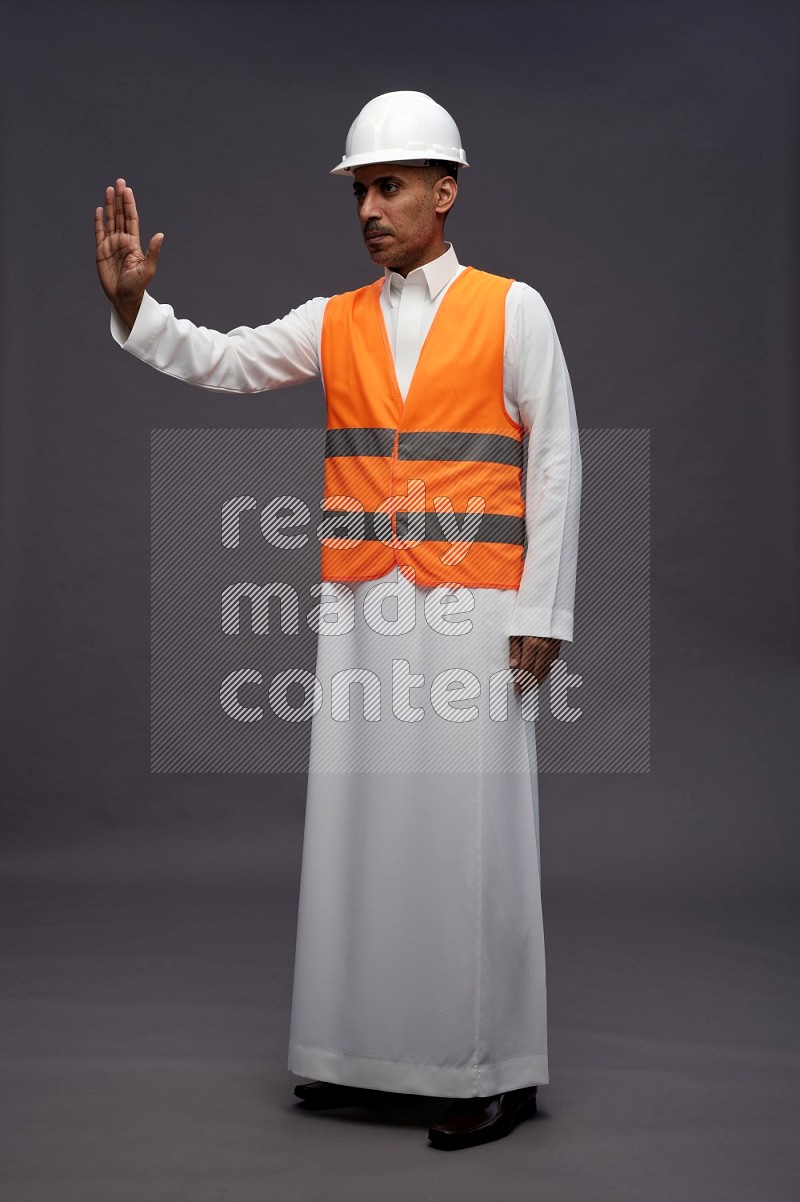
{"left": 104, "top": 185, "right": 116, "bottom": 235}
{"left": 122, "top": 183, "right": 139, "bottom": 243}
{"left": 113, "top": 177, "right": 126, "bottom": 236}
{"left": 528, "top": 647, "right": 547, "bottom": 687}
{"left": 511, "top": 636, "right": 561, "bottom": 695}
{"left": 102, "top": 178, "right": 129, "bottom": 236}
{"left": 99, "top": 178, "right": 143, "bottom": 250}
{"left": 528, "top": 641, "right": 559, "bottom": 685}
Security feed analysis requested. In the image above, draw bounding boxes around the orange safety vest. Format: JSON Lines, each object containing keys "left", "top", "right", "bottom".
{"left": 319, "top": 266, "right": 525, "bottom": 590}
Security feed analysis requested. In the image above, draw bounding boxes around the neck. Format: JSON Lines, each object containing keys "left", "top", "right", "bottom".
{"left": 392, "top": 237, "right": 449, "bottom": 279}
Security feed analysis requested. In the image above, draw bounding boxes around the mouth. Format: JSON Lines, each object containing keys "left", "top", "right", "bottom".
{"left": 365, "top": 229, "right": 392, "bottom": 244}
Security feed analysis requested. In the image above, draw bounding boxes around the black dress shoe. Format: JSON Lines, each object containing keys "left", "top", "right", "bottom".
{"left": 293, "top": 1080, "right": 365, "bottom": 1109}
{"left": 427, "top": 1086, "right": 538, "bottom": 1149}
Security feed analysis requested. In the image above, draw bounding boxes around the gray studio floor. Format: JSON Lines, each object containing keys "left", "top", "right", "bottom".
{"left": 1, "top": 798, "right": 798, "bottom": 1202}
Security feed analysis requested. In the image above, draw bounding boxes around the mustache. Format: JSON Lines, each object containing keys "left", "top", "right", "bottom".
{"left": 364, "top": 219, "right": 393, "bottom": 236}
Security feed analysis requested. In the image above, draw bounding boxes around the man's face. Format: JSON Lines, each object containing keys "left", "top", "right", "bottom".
{"left": 352, "top": 163, "right": 451, "bottom": 275}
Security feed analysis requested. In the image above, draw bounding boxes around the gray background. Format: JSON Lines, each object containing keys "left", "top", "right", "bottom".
{"left": 1, "top": 0, "right": 798, "bottom": 1198}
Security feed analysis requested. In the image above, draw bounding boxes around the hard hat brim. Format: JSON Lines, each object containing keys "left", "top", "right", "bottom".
{"left": 330, "top": 148, "right": 469, "bottom": 177}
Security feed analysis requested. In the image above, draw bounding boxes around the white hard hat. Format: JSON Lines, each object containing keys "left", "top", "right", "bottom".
{"left": 330, "top": 90, "right": 469, "bottom": 176}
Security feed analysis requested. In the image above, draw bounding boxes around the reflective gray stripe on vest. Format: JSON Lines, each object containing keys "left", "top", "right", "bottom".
{"left": 324, "top": 428, "right": 522, "bottom": 467}
{"left": 319, "top": 510, "right": 525, "bottom": 546}
{"left": 397, "top": 431, "right": 523, "bottom": 467}
{"left": 325, "top": 428, "right": 396, "bottom": 457}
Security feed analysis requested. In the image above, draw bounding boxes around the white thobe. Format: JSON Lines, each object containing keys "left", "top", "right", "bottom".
{"left": 111, "top": 243, "right": 582, "bottom": 1097}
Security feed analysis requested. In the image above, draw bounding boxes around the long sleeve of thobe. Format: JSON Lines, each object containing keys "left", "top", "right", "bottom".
{"left": 505, "top": 284, "right": 582, "bottom": 643}
{"left": 110, "top": 290, "right": 325, "bottom": 392}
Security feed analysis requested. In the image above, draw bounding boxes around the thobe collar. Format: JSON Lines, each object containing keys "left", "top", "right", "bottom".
{"left": 383, "top": 243, "right": 460, "bottom": 307}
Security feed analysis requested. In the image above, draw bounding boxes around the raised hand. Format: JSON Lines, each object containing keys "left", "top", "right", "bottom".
{"left": 95, "top": 178, "right": 164, "bottom": 329}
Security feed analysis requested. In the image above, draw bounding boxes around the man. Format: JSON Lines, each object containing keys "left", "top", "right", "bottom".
{"left": 95, "top": 90, "right": 582, "bottom": 1150}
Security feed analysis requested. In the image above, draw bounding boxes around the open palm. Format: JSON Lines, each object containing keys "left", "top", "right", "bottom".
{"left": 95, "top": 177, "right": 163, "bottom": 319}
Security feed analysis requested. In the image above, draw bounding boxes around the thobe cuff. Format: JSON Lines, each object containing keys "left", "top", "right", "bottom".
{"left": 508, "top": 605, "right": 574, "bottom": 642}
{"left": 109, "top": 290, "right": 166, "bottom": 353}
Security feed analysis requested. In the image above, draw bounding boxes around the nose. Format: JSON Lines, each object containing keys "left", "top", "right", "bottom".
{"left": 359, "top": 186, "right": 383, "bottom": 223}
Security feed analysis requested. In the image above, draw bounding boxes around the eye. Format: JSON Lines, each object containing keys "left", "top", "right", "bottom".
{"left": 383, "top": 181, "right": 400, "bottom": 194}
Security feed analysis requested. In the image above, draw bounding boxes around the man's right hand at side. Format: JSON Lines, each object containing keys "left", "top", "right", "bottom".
{"left": 95, "top": 177, "right": 164, "bottom": 331}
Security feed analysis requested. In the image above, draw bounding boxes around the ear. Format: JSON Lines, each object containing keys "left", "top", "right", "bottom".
{"left": 434, "top": 176, "right": 458, "bottom": 216}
